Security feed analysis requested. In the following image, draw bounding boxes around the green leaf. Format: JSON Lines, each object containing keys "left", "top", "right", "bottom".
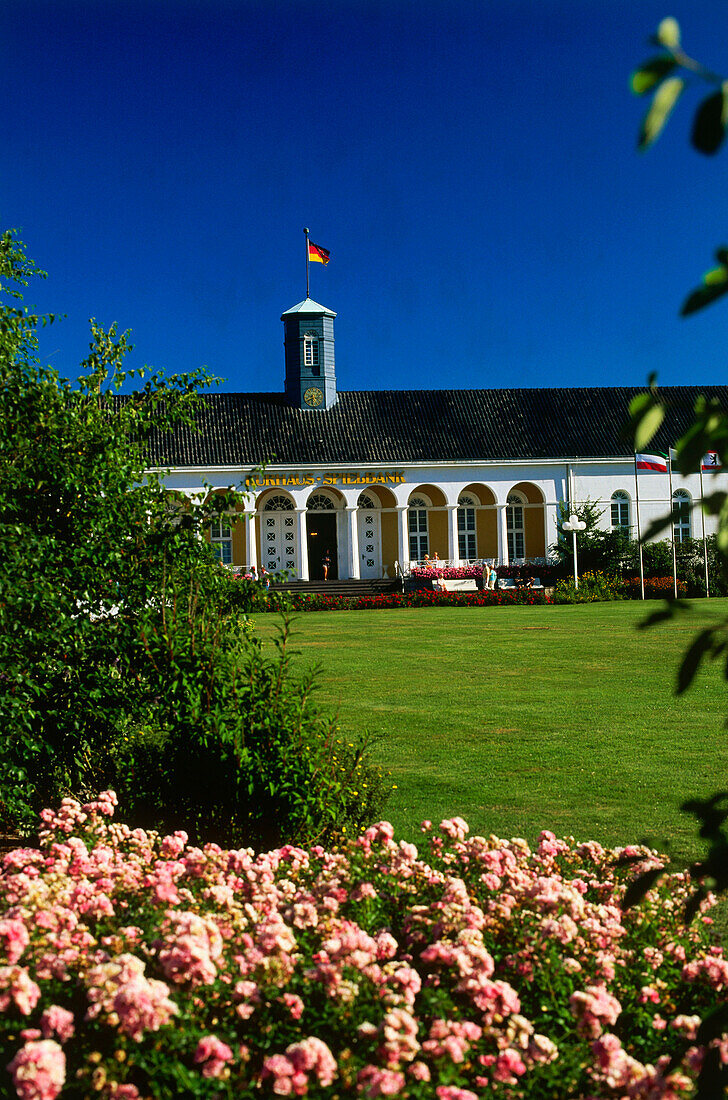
{"left": 630, "top": 55, "right": 677, "bottom": 95}
{"left": 704, "top": 265, "right": 728, "bottom": 286}
{"left": 634, "top": 402, "right": 665, "bottom": 452}
{"left": 655, "top": 16, "right": 680, "bottom": 49}
{"left": 677, "top": 628, "right": 718, "bottom": 695}
{"left": 639, "top": 76, "right": 684, "bottom": 149}
{"left": 628, "top": 391, "right": 654, "bottom": 418}
{"left": 622, "top": 866, "right": 665, "bottom": 909}
{"left": 691, "top": 88, "right": 728, "bottom": 155}
{"left": 640, "top": 510, "right": 676, "bottom": 542}
{"left": 681, "top": 270, "right": 728, "bottom": 316}
{"left": 637, "top": 605, "right": 679, "bottom": 630}
{"left": 702, "top": 490, "right": 727, "bottom": 517}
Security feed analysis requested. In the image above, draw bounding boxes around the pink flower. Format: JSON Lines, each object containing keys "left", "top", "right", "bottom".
{"left": 357, "top": 1065, "right": 406, "bottom": 1096}
{"left": 0, "top": 919, "right": 29, "bottom": 964}
{"left": 436, "top": 1088, "right": 479, "bottom": 1100}
{"left": 262, "top": 1039, "right": 337, "bottom": 1094}
{"left": 0, "top": 966, "right": 41, "bottom": 1016}
{"left": 85, "top": 954, "right": 177, "bottom": 1041}
{"left": 292, "top": 1038, "right": 335, "bottom": 1080}
{"left": 39, "top": 1006, "right": 74, "bottom": 1044}
{"left": 569, "top": 983, "right": 621, "bottom": 1038}
{"left": 272, "top": 993, "right": 301, "bottom": 1021}
{"left": 439, "top": 818, "right": 469, "bottom": 840}
{"left": 7, "top": 1039, "right": 65, "bottom": 1100}
{"left": 671, "top": 1014, "right": 701, "bottom": 1039}
{"left": 156, "top": 911, "right": 223, "bottom": 986}
{"left": 683, "top": 953, "right": 728, "bottom": 990}
{"left": 493, "top": 1048, "right": 527, "bottom": 1083}
{"left": 351, "top": 882, "right": 378, "bottom": 902}
{"left": 408, "top": 1061, "right": 431, "bottom": 1081}
{"left": 261, "top": 1052, "right": 301, "bottom": 1095}
{"left": 159, "top": 831, "right": 188, "bottom": 858}
{"left": 193, "top": 1035, "right": 234, "bottom": 1078}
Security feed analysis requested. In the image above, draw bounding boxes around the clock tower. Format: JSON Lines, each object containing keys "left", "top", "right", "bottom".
{"left": 282, "top": 298, "right": 337, "bottom": 410}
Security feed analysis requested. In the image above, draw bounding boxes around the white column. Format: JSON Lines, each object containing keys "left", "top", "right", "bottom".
{"left": 346, "top": 506, "right": 360, "bottom": 579}
{"left": 396, "top": 505, "right": 409, "bottom": 574}
{"left": 446, "top": 505, "right": 459, "bottom": 565}
{"left": 295, "top": 508, "right": 309, "bottom": 581}
{"left": 497, "top": 503, "right": 509, "bottom": 566}
{"left": 244, "top": 510, "right": 258, "bottom": 572}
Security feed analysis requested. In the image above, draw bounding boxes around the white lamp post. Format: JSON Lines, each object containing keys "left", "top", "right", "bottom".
{"left": 562, "top": 514, "right": 586, "bottom": 589}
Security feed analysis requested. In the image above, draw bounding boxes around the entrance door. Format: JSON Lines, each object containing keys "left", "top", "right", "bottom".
{"left": 307, "top": 512, "right": 338, "bottom": 580}
{"left": 262, "top": 510, "right": 297, "bottom": 574}
{"left": 358, "top": 497, "right": 382, "bottom": 579}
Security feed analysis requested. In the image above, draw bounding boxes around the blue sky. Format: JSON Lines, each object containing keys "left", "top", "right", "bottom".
{"left": 3, "top": 0, "right": 728, "bottom": 394}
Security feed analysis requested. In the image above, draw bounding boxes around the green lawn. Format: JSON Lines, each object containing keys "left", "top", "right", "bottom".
{"left": 252, "top": 600, "right": 728, "bottom": 862}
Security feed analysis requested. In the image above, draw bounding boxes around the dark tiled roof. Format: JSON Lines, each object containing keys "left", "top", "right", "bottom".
{"left": 145, "top": 387, "right": 728, "bottom": 467}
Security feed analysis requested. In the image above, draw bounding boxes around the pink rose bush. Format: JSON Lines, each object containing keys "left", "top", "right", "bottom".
{"left": 0, "top": 797, "right": 725, "bottom": 1097}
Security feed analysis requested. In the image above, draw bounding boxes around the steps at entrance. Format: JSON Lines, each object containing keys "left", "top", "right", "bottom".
{"left": 271, "top": 577, "right": 402, "bottom": 598}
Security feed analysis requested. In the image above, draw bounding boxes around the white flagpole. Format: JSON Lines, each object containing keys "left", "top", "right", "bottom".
{"left": 700, "top": 462, "right": 710, "bottom": 598}
{"left": 304, "top": 226, "right": 310, "bottom": 299}
{"left": 633, "top": 454, "right": 645, "bottom": 600}
{"left": 668, "top": 450, "right": 678, "bottom": 600}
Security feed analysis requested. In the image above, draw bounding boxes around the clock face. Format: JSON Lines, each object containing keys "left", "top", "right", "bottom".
{"left": 304, "top": 387, "right": 324, "bottom": 407}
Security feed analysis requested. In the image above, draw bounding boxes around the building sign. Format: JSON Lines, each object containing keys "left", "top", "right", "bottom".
{"left": 244, "top": 471, "right": 406, "bottom": 489}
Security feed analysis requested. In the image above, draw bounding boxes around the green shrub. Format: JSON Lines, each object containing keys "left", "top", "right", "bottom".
{"left": 0, "top": 229, "right": 389, "bottom": 847}
{"left": 553, "top": 570, "right": 624, "bottom": 603}
{"left": 116, "top": 604, "right": 390, "bottom": 849}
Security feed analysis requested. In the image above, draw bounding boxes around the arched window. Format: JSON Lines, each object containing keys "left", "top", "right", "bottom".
{"left": 307, "top": 492, "right": 336, "bottom": 511}
{"left": 611, "top": 490, "right": 630, "bottom": 532}
{"left": 672, "top": 489, "right": 692, "bottom": 543}
{"left": 506, "top": 492, "right": 526, "bottom": 561}
{"left": 457, "top": 493, "right": 477, "bottom": 560}
{"left": 358, "top": 492, "right": 378, "bottom": 509}
{"left": 408, "top": 495, "right": 430, "bottom": 561}
{"left": 263, "top": 494, "right": 294, "bottom": 512}
{"left": 303, "top": 332, "right": 320, "bottom": 375}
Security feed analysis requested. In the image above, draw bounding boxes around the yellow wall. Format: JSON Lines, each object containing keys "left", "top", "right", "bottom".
{"left": 524, "top": 506, "right": 546, "bottom": 557}
{"left": 231, "top": 508, "right": 245, "bottom": 567}
{"left": 477, "top": 508, "right": 498, "bottom": 557}
{"left": 428, "top": 509, "right": 447, "bottom": 557}
{"left": 380, "top": 511, "right": 398, "bottom": 574}
{"left": 511, "top": 482, "right": 546, "bottom": 558}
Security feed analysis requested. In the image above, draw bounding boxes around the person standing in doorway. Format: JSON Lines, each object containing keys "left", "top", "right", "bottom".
{"left": 322, "top": 550, "right": 331, "bottom": 581}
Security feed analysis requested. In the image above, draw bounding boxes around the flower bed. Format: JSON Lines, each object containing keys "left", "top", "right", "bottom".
{"left": 409, "top": 566, "right": 484, "bottom": 581}
{"left": 257, "top": 589, "right": 553, "bottom": 613}
{"left": 622, "top": 576, "right": 689, "bottom": 600}
{"left": 0, "top": 794, "right": 725, "bottom": 1098}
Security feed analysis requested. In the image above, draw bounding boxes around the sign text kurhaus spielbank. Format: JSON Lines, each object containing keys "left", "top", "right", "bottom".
{"left": 244, "top": 471, "right": 406, "bottom": 489}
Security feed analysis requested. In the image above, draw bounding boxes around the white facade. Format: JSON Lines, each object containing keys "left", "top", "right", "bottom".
{"left": 159, "top": 455, "right": 723, "bottom": 581}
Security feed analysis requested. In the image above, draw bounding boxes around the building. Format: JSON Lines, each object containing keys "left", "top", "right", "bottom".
{"left": 151, "top": 297, "right": 728, "bottom": 581}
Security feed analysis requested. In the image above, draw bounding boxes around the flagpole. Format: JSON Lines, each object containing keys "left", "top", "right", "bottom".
{"left": 633, "top": 454, "right": 645, "bottom": 601}
{"left": 304, "top": 226, "right": 310, "bottom": 299}
{"left": 700, "top": 462, "right": 710, "bottom": 598}
{"left": 668, "top": 450, "right": 678, "bottom": 600}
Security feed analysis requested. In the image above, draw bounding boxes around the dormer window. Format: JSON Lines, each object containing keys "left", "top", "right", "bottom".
{"left": 303, "top": 332, "right": 320, "bottom": 374}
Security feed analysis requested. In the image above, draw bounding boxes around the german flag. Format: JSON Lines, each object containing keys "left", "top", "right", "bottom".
{"left": 308, "top": 240, "right": 330, "bottom": 265}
